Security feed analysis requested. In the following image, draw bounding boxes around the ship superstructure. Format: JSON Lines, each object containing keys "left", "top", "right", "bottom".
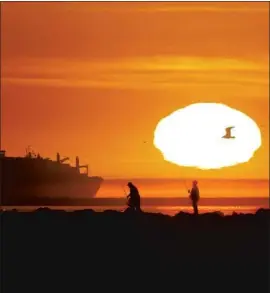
{"left": 0, "top": 149, "right": 103, "bottom": 205}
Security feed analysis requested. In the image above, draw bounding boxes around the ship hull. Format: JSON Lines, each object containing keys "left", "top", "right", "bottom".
{"left": 0, "top": 156, "right": 103, "bottom": 205}
{"left": 1, "top": 180, "right": 103, "bottom": 205}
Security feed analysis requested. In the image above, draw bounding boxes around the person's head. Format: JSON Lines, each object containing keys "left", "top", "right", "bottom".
{"left": 127, "top": 182, "right": 133, "bottom": 188}
{"left": 192, "top": 180, "right": 198, "bottom": 187}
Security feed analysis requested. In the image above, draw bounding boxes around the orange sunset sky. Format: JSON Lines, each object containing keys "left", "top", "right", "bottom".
{"left": 1, "top": 2, "right": 269, "bottom": 180}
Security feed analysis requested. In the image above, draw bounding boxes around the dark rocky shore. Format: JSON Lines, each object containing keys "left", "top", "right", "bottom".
{"left": 1, "top": 208, "right": 269, "bottom": 293}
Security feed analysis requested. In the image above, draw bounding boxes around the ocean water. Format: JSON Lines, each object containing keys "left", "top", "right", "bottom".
{"left": 98, "top": 178, "right": 269, "bottom": 198}
{"left": 3, "top": 179, "right": 269, "bottom": 215}
{"left": 97, "top": 178, "right": 269, "bottom": 215}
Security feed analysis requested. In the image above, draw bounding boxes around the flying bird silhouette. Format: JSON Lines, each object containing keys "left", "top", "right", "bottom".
{"left": 222, "top": 126, "right": 235, "bottom": 139}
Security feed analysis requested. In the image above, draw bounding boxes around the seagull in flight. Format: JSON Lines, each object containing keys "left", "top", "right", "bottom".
{"left": 222, "top": 126, "right": 235, "bottom": 139}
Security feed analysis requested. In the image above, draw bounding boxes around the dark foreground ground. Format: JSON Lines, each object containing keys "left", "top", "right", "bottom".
{"left": 1, "top": 208, "right": 270, "bottom": 293}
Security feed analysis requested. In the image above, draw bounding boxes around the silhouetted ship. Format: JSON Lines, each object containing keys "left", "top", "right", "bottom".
{"left": 0, "top": 148, "right": 103, "bottom": 205}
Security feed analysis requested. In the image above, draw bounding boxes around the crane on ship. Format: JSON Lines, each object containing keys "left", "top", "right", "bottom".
{"left": 56, "top": 152, "right": 69, "bottom": 164}
{"left": 75, "top": 156, "right": 89, "bottom": 176}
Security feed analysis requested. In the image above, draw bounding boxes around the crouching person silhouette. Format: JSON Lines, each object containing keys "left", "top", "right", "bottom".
{"left": 126, "top": 182, "right": 142, "bottom": 212}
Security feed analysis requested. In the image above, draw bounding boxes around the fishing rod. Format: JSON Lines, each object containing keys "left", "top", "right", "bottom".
{"left": 121, "top": 185, "right": 130, "bottom": 211}
{"left": 184, "top": 180, "right": 188, "bottom": 191}
{"left": 183, "top": 179, "right": 190, "bottom": 194}
{"left": 122, "top": 185, "right": 127, "bottom": 196}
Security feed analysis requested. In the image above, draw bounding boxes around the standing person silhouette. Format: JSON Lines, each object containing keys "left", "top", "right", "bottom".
{"left": 126, "top": 182, "right": 142, "bottom": 212}
{"left": 188, "top": 180, "right": 200, "bottom": 215}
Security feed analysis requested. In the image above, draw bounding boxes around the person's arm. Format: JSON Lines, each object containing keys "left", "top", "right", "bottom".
{"left": 189, "top": 188, "right": 195, "bottom": 198}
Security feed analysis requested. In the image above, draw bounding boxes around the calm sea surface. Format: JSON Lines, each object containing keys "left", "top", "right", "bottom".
{"left": 98, "top": 178, "right": 269, "bottom": 198}
{"left": 3, "top": 179, "right": 269, "bottom": 215}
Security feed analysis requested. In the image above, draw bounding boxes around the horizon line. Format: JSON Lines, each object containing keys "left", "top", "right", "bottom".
{"left": 102, "top": 177, "right": 269, "bottom": 181}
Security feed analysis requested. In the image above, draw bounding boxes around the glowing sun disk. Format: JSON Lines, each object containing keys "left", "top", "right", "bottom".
{"left": 153, "top": 103, "right": 261, "bottom": 169}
